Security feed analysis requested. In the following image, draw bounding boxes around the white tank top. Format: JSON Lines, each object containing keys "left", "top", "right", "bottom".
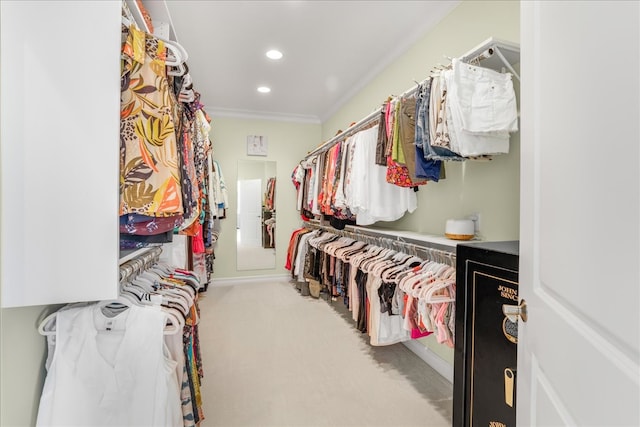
{"left": 36, "top": 304, "right": 182, "bottom": 426}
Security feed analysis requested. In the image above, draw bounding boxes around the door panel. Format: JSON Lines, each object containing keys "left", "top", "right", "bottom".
{"left": 238, "top": 179, "right": 262, "bottom": 247}
{"left": 531, "top": 361, "right": 572, "bottom": 426}
{"left": 520, "top": 2, "right": 639, "bottom": 425}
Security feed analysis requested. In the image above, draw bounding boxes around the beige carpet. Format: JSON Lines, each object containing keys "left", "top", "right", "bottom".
{"left": 197, "top": 278, "right": 453, "bottom": 427}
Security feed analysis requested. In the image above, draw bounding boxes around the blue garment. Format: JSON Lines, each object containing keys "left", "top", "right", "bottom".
{"left": 415, "top": 79, "right": 464, "bottom": 161}
{"left": 414, "top": 143, "right": 442, "bottom": 181}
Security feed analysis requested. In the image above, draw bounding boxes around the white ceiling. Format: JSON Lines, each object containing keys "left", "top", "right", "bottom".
{"left": 166, "top": 1, "right": 461, "bottom": 123}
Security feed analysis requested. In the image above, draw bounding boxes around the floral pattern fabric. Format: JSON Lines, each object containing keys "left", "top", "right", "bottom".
{"left": 120, "top": 26, "right": 183, "bottom": 218}
{"left": 385, "top": 156, "right": 427, "bottom": 188}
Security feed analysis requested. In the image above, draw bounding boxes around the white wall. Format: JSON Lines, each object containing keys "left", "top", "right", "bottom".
{"left": 320, "top": 0, "right": 521, "bottom": 366}
{"left": 209, "top": 117, "right": 321, "bottom": 279}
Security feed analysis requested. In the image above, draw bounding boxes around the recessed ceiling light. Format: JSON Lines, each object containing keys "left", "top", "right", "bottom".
{"left": 266, "top": 49, "right": 283, "bottom": 60}
{"left": 257, "top": 86, "right": 271, "bottom": 93}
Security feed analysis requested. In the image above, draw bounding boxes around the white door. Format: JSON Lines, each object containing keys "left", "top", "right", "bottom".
{"left": 519, "top": 2, "right": 639, "bottom": 425}
{"left": 238, "top": 179, "right": 262, "bottom": 247}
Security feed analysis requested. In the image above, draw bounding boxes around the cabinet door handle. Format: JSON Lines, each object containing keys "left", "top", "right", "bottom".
{"left": 504, "top": 368, "right": 516, "bottom": 407}
{"left": 502, "top": 299, "right": 528, "bottom": 323}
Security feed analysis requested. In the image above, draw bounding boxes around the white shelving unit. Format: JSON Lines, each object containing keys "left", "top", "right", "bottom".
{"left": 345, "top": 226, "right": 461, "bottom": 252}
{"left": 124, "top": 0, "right": 177, "bottom": 40}
{"left": 459, "top": 37, "right": 521, "bottom": 80}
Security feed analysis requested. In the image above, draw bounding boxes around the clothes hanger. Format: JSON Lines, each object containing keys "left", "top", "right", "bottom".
{"left": 178, "top": 88, "right": 195, "bottom": 103}
{"left": 361, "top": 247, "right": 393, "bottom": 273}
{"left": 126, "top": 270, "right": 191, "bottom": 318}
{"left": 119, "top": 287, "right": 146, "bottom": 306}
{"left": 336, "top": 241, "right": 366, "bottom": 261}
{"left": 409, "top": 262, "right": 445, "bottom": 292}
{"left": 162, "top": 306, "right": 185, "bottom": 334}
{"left": 156, "top": 275, "right": 194, "bottom": 299}
{"left": 155, "top": 36, "right": 188, "bottom": 67}
{"left": 381, "top": 262, "right": 404, "bottom": 282}
{"left": 132, "top": 274, "right": 156, "bottom": 292}
{"left": 139, "top": 268, "right": 162, "bottom": 284}
{"left": 353, "top": 246, "right": 383, "bottom": 270}
{"left": 423, "top": 277, "right": 456, "bottom": 304}
{"left": 402, "top": 260, "right": 440, "bottom": 292}
{"left": 120, "top": 262, "right": 161, "bottom": 305}
{"left": 161, "top": 294, "right": 190, "bottom": 318}
{"left": 370, "top": 250, "right": 407, "bottom": 280}
{"left": 113, "top": 282, "right": 184, "bottom": 335}
{"left": 167, "top": 274, "right": 199, "bottom": 296}
{"left": 164, "top": 284, "right": 194, "bottom": 305}
{"left": 397, "top": 269, "right": 420, "bottom": 293}
{"left": 393, "top": 263, "right": 421, "bottom": 287}
{"left": 371, "top": 258, "right": 396, "bottom": 278}
{"left": 38, "top": 311, "right": 63, "bottom": 336}
{"left": 99, "top": 296, "right": 135, "bottom": 319}
{"left": 365, "top": 250, "right": 391, "bottom": 275}
{"left": 167, "top": 62, "right": 186, "bottom": 77}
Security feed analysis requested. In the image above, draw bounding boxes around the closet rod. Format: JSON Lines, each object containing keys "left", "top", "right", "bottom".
{"left": 342, "top": 224, "right": 456, "bottom": 256}
{"left": 304, "top": 221, "right": 456, "bottom": 264}
{"left": 304, "top": 108, "right": 381, "bottom": 160}
{"left": 119, "top": 246, "right": 162, "bottom": 282}
{"left": 304, "top": 82, "right": 424, "bottom": 161}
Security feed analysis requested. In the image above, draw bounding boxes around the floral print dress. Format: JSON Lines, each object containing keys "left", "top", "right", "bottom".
{"left": 120, "top": 26, "right": 183, "bottom": 220}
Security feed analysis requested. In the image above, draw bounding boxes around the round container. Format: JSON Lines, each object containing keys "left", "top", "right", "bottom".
{"left": 445, "top": 219, "right": 475, "bottom": 240}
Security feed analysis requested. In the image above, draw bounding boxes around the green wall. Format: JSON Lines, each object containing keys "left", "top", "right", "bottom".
{"left": 1, "top": 303, "right": 62, "bottom": 426}
{"left": 209, "top": 117, "right": 321, "bottom": 279}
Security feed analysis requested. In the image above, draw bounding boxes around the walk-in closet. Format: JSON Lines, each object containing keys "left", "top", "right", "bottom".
{"left": 1, "top": 1, "right": 638, "bottom": 427}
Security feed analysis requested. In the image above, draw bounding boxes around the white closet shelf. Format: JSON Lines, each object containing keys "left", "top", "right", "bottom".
{"left": 124, "top": 0, "right": 177, "bottom": 41}
{"left": 119, "top": 247, "right": 155, "bottom": 266}
{"left": 345, "top": 225, "right": 465, "bottom": 252}
{"left": 306, "top": 219, "right": 473, "bottom": 252}
{"left": 459, "top": 37, "right": 520, "bottom": 80}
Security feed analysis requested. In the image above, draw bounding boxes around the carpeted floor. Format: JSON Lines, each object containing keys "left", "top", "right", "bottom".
{"left": 197, "top": 278, "right": 453, "bottom": 427}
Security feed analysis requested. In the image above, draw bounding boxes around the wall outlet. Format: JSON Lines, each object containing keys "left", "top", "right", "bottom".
{"left": 468, "top": 212, "right": 481, "bottom": 234}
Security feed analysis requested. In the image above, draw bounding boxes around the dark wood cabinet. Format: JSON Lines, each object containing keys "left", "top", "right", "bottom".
{"left": 453, "top": 241, "right": 519, "bottom": 427}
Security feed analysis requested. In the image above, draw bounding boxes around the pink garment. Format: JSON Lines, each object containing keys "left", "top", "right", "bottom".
{"left": 192, "top": 223, "right": 205, "bottom": 254}
{"left": 410, "top": 328, "right": 433, "bottom": 339}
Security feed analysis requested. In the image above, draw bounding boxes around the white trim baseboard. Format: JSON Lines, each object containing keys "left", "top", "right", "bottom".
{"left": 210, "top": 274, "right": 291, "bottom": 287}
{"left": 402, "top": 340, "right": 454, "bottom": 384}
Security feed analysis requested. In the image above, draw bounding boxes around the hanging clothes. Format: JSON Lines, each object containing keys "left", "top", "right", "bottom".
{"left": 208, "top": 159, "right": 228, "bottom": 218}
{"left": 293, "top": 50, "right": 518, "bottom": 234}
{"left": 417, "top": 78, "right": 464, "bottom": 161}
{"left": 176, "top": 114, "right": 201, "bottom": 233}
{"left": 36, "top": 304, "right": 183, "bottom": 426}
{"left": 346, "top": 125, "right": 418, "bottom": 225}
{"left": 37, "top": 254, "right": 207, "bottom": 427}
{"left": 120, "top": 26, "right": 184, "bottom": 219}
{"left": 264, "top": 177, "right": 276, "bottom": 211}
{"left": 291, "top": 227, "right": 456, "bottom": 349}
